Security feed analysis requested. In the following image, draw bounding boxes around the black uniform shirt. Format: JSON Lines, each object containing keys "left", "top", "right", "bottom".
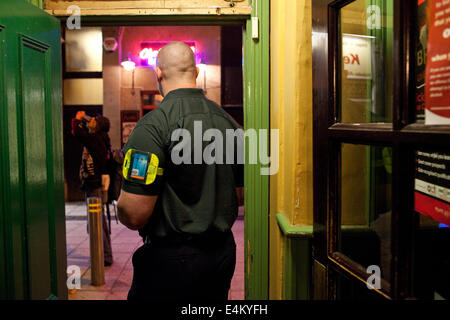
{"left": 122, "top": 88, "right": 244, "bottom": 240}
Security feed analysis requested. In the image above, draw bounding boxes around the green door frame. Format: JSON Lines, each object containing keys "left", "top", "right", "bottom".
{"left": 55, "top": 0, "right": 270, "bottom": 300}
{"left": 243, "top": 0, "right": 270, "bottom": 300}
{"left": 26, "top": 0, "right": 45, "bottom": 9}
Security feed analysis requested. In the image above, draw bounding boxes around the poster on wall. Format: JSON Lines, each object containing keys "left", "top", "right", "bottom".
{"left": 415, "top": 150, "right": 450, "bottom": 226}
{"left": 425, "top": 0, "right": 450, "bottom": 125}
{"left": 416, "top": 0, "right": 428, "bottom": 121}
{"left": 342, "top": 34, "right": 373, "bottom": 80}
{"left": 121, "top": 111, "right": 140, "bottom": 147}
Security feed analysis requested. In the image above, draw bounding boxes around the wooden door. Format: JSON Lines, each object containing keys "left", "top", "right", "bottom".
{"left": 312, "top": 0, "right": 450, "bottom": 300}
{"left": 0, "top": 0, "right": 67, "bottom": 299}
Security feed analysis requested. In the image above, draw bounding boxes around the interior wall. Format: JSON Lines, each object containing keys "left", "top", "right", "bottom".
{"left": 65, "top": 26, "right": 223, "bottom": 173}
{"left": 119, "top": 26, "right": 221, "bottom": 108}
{"left": 101, "top": 26, "right": 222, "bottom": 149}
{"left": 270, "top": 0, "right": 313, "bottom": 299}
{"left": 63, "top": 79, "right": 103, "bottom": 105}
{"left": 103, "top": 27, "right": 122, "bottom": 150}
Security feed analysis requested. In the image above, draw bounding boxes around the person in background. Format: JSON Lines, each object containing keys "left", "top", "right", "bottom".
{"left": 72, "top": 111, "right": 114, "bottom": 267}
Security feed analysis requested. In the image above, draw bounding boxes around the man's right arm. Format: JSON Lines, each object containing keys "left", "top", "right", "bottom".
{"left": 119, "top": 121, "right": 167, "bottom": 231}
{"left": 117, "top": 191, "right": 158, "bottom": 230}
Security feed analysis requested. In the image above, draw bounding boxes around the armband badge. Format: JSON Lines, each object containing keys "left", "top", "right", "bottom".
{"left": 123, "top": 149, "right": 164, "bottom": 185}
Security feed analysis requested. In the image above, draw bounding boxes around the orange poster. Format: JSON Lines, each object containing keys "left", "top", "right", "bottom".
{"left": 425, "top": 0, "right": 450, "bottom": 124}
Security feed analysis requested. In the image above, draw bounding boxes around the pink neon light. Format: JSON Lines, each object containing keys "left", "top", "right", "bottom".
{"left": 139, "top": 41, "right": 197, "bottom": 66}
{"left": 139, "top": 48, "right": 159, "bottom": 66}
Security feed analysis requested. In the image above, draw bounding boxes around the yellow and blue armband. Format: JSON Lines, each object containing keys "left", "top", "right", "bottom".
{"left": 123, "top": 149, "right": 164, "bottom": 185}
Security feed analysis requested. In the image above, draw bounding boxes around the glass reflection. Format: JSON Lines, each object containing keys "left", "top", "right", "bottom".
{"left": 340, "top": 144, "right": 392, "bottom": 287}
{"left": 340, "top": 0, "right": 394, "bottom": 123}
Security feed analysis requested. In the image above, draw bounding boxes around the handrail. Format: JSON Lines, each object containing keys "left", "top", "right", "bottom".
{"left": 276, "top": 213, "right": 313, "bottom": 239}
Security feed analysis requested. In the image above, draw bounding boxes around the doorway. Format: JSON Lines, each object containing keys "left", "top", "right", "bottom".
{"left": 63, "top": 24, "right": 246, "bottom": 300}
{"left": 0, "top": 0, "right": 270, "bottom": 300}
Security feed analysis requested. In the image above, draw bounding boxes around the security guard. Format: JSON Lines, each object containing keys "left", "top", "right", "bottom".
{"left": 117, "top": 42, "right": 244, "bottom": 301}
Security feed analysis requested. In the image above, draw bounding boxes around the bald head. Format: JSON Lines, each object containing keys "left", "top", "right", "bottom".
{"left": 156, "top": 41, "right": 197, "bottom": 82}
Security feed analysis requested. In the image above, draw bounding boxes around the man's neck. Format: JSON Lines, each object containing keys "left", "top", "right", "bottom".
{"left": 162, "top": 82, "right": 198, "bottom": 97}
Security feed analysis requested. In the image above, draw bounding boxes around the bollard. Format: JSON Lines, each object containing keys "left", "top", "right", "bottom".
{"left": 87, "top": 197, "right": 105, "bottom": 286}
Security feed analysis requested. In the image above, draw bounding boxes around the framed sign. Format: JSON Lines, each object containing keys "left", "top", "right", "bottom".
{"left": 121, "top": 110, "right": 140, "bottom": 147}
{"left": 141, "top": 90, "right": 162, "bottom": 116}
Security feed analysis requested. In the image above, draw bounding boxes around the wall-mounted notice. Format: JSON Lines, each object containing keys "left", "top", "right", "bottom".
{"left": 415, "top": 151, "right": 450, "bottom": 225}
{"left": 121, "top": 110, "right": 140, "bottom": 148}
{"left": 425, "top": 0, "right": 450, "bottom": 124}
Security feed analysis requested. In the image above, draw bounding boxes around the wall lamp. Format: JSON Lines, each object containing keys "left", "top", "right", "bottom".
{"left": 121, "top": 60, "right": 136, "bottom": 95}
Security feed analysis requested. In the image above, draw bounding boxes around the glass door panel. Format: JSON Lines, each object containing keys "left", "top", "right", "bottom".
{"left": 340, "top": 0, "right": 394, "bottom": 123}
{"left": 339, "top": 143, "right": 392, "bottom": 292}
{"left": 413, "top": 149, "right": 450, "bottom": 300}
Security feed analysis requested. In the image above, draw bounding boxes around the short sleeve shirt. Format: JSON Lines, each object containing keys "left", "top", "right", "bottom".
{"left": 122, "top": 88, "right": 244, "bottom": 239}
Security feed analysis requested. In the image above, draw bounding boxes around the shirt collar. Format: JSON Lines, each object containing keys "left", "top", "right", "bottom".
{"left": 164, "top": 88, "right": 205, "bottom": 99}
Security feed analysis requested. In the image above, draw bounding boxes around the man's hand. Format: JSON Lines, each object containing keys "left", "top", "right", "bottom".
{"left": 75, "top": 111, "right": 86, "bottom": 121}
{"left": 117, "top": 190, "right": 158, "bottom": 230}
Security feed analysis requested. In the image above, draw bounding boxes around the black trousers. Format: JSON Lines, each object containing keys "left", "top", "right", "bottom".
{"left": 127, "top": 231, "right": 236, "bottom": 301}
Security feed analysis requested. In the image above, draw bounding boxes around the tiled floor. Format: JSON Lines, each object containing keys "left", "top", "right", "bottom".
{"left": 65, "top": 202, "right": 245, "bottom": 300}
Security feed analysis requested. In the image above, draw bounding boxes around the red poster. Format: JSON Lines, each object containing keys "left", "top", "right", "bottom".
{"left": 415, "top": 192, "right": 450, "bottom": 226}
{"left": 425, "top": 0, "right": 450, "bottom": 124}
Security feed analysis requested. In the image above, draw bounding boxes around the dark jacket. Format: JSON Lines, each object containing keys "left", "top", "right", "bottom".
{"left": 72, "top": 118, "right": 111, "bottom": 190}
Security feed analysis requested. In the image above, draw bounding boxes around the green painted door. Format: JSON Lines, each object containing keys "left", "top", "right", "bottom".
{"left": 0, "top": 0, "right": 67, "bottom": 299}
{"left": 0, "top": 20, "right": 6, "bottom": 299}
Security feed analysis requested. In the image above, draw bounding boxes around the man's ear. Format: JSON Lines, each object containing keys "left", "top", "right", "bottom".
{"left": 155, "top": 66, "right": 163, "bottom": 81}
{"left": 195, "top": 66, "right": 200, "bottom": 79}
